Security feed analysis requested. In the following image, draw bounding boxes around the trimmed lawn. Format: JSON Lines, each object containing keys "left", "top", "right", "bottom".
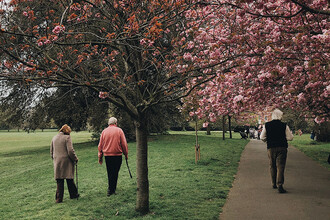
{"left": 0, "top": 130, "right": 247, "bottom": 219}
{"left": 0, "top": 130, "right": 92, "bottom": 154}
{"left": 291, "top": 134, "right": 330, "bottom": 170}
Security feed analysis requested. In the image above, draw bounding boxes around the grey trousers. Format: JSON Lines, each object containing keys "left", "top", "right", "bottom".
{"left": 267, "top": 147, "right": 287, "bottom": 186}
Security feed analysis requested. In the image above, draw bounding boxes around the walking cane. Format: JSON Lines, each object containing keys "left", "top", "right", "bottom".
{"left": 75, "top": 162, "right": 79, "bottom": 200}
{"left": 125, "top": 158, "right": 132, "bottom": 178}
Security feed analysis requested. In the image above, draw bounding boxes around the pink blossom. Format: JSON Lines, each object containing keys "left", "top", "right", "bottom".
{"left": 52, "top": 25, "right": 65, "bottom": 35}
{"left": 99, "top": 92, "right": 109, "bottom": 99}
{"left": 314, "top": 116, "right": 325, "bottom": 124}
{"left": 297, "top": 93, "right": 306, "bottom": 104}
{"left": 183, "top": 52, "right": 193, "bottom": 61}
{"left": 140, "top": 39, "right": 146, "bottom": 45}
{"left": 294, "top": 66, "right": 303, "bottom": 73}
{"left": 4, "top": 61, "right": 12, "bottom": 68}
{"left": 148, "top": 40, "right": 154, "bottom": 47}
{"left": 187, "top": 41, "right": 195, "bottom": 49}
{"left": 233, "top": 95, "right": 244, "bottom": 103}
{"left": 326, "top": 85, "right": 330, "bottom": 92}
{"left": 210, "top": 116, "right": 217, "bottom": 123}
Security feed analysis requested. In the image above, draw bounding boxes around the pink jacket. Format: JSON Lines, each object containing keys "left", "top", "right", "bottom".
{"left": 98, "top": 125, "right": 128, "bottom": 159}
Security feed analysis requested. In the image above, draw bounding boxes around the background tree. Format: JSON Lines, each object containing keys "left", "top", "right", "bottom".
{"left": 0, "top": 81, "right": 42, "bottom": 131}
{"left": 29, "top": 103, "right": 52, "bottom": 131}
{"left": 182, "top": 0, "right": 329, "bottom": 136}
{"left": 45, "top": 87, "right": 94, "bottom": 131}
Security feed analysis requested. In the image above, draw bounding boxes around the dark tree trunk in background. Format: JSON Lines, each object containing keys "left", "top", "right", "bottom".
{"left": 228, "top": 115, "right": 232, "bottom": 139}
{"left": 222, "top": 116, "right": 226, "bottom": 140}
{"left": 206, "top": 125, "right": 211, "bottom": 135}
{"left": 316, "top": 122, "right": 329, "bottom": 142}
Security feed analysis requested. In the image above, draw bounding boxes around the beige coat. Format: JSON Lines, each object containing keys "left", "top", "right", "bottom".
{"left": 50, "top": 132, "right": 78, "bottom": 180}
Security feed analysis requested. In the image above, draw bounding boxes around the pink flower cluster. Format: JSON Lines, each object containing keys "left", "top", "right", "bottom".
{"left": 37, "top": 35, "right": 58, "bottom": 47}
{"left": 52, "top": 25, "right": 65, "bottom": 35}
{"left": 233, "top": 95, "right": 244, "bottom": 103}
{"left": 99, "top": 92, "right": 109, "bottom": 99}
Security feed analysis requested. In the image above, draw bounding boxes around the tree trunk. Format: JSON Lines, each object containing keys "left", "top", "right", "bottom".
{"left": 228, "top": 115, "right": 232, "bottom": 139}
{"left": 195, "top": 120, "right": 198, "bottom": 147}
{"left": 222, "top": 116, "right": 226, "bottom": 140}
{"left": 195, "top": 120, "right": 200, "bottom": 164}
{"left": 135, "top": 119, "right": 149, "bottom": 214}
{"left": 206, "top": 125, "right": 211, "bottom": 135}
{"left": 316, "top": 121, "right": 329, "bottom": 142}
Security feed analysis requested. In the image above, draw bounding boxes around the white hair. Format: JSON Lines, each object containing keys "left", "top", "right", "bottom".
{"left": 271, "top": 109, "right": 283, "bottom": 120}
{"left": 108, "top": 117, "right": 117, "bottom": 125}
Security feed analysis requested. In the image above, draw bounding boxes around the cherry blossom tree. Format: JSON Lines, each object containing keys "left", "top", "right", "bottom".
{"left": 183, "top": 0, "right": 329, "bottom": 126}
{"left": 0, "top": 0, "right": 220, "bottom": 213}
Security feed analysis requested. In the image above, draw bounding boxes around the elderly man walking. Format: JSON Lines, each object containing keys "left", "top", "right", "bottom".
{"left": 98, "top": 117, "right": 128, "bottom": 196}
{"left": 260, "top": 109, "right": 293, "bottom": 193}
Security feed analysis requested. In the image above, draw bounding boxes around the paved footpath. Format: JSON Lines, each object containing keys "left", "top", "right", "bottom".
{"left": 220, "top": 139, "right": 330, "bottom": 220}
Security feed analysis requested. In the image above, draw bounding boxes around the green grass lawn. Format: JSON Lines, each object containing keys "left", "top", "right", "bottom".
{"left": 290, "top": 134, "right": 330, "bottom": 170}
{"left": 0, "top": 130, "right": 247, "bottom": 220}
{"left": 0, "top": 130, "right": 93, "bottom": 154}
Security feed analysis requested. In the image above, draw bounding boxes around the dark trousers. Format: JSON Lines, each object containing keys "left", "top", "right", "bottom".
{"left": 56, "top": 179, "right": 78, "bottom": 203}
{"left": 267, "top": 147, "right": 287, "bottom": 187}
{"left": 105, "top": 156, "right": 122, "bottom": 194}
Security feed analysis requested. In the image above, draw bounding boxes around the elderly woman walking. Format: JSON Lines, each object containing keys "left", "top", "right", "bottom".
{"left": 50, "top": 124, "right": 79, "bottom": 203}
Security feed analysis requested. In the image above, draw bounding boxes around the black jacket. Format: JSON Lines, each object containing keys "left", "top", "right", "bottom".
{"left": 265, "top": 120, "right": 288, "bottom": 149}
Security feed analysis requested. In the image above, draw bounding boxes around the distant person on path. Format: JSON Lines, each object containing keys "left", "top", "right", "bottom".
{"left": 260, "top": 109, "right": 294, "bottom": 193}
{"left": 310, "top": 131, "right": 315, "bottom": 140}
{"left": 98, "top": 117, "right": 128, "bottom": 196}
{"left": 239, "top": 131, "right": 248, "bottom": 139}
{"left": 50, "top": 124, "right": 79, "bottom": 203}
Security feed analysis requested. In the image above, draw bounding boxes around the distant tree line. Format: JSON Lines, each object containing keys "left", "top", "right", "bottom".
{"left": 0, "top": 82, "right": 184, "bottom": 140}
{"left": 1, "top": 82, "right": 327, "bottom": 141}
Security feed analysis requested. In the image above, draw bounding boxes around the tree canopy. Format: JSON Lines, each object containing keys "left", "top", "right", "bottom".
{"left": 182, "top": 0, "right": 329, "bottom": 124}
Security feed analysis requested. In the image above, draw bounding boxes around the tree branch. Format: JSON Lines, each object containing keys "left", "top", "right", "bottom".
{"left": 290, "top": 0, "right": 330, "bottom": 16}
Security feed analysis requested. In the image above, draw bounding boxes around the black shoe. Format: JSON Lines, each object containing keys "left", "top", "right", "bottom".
{"left": 107, "top": 190, "right": 115, "bottom": 196}
{"left": 70, "top": 194, "right": 80, "bottom": 199}
{"left": 273, "top": 185, "right": 277, "bottom": 189}
{"left": 278, "top": 186, "right": 287, "bottom": 193}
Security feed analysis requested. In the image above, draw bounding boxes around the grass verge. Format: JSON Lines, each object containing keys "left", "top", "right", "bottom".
{"left": 0, "top": 131, "right": 247, "bottom": 219}
{"left": 290, "top": 134, "right": 330, "bottom": 170}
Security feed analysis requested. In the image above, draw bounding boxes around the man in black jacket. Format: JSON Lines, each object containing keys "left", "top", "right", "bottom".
{"left": 260, "top": 109, "right": 294, "bottom": 193}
